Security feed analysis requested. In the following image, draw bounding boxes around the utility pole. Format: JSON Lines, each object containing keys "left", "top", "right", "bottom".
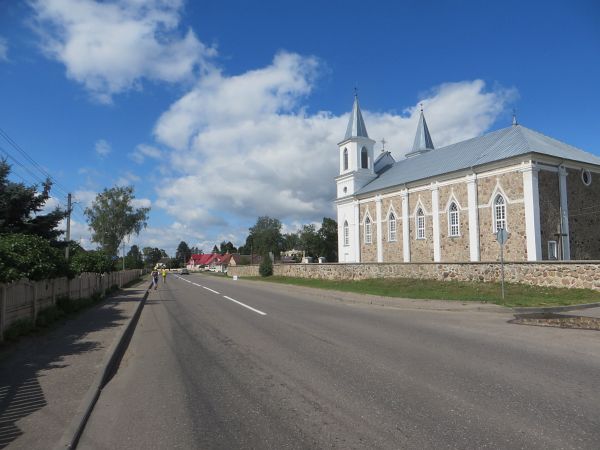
{"left": 65, "top": 193, "right": 72, "bottom": 260}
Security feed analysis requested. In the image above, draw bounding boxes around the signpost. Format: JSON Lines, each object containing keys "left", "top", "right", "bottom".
{"left": 496, "top": 228, "right": 509, "bottom": 299}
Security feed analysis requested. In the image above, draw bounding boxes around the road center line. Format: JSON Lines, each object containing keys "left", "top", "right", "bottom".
{"left": 202, "top": 286, "right": 220, "bottom": 294}
{"left": 222, "top": 295, "right": 267, "bottom": 316}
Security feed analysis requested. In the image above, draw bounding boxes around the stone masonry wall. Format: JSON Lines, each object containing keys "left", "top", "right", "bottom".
{"left": 229, "top": 261, "right": 600, "bottom": 291}
{"left": 477, "top": 171, "right": 527, "bottom": 261}
{"left": 538, "top": 169, "right": 561, "bottom": 260}
{"left": 409, "top": 191, "right": 433, "bottom": 262}
{"left": 381, "top": 196, "right": 403, "bottom": 262}
{"left": 359, "top": 201, "right": 377, "bottom": 262}
{"left": 567, "top": 168, "right": 600, "bottom": 260}
{"left": 438, "top": 183, "right": 470, "bottom": 262}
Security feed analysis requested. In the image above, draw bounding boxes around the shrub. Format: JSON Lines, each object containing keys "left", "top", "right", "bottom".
{"left": 4, "top": 318, "right": 35, "bottom": 341}
{"left": 70, "top": 250, "right": 115, "bottom": 274}
{"left": 0, "top": 233, "right": 70, "bottom": 283}
{"left": 259, "top": 253, "right": 273, "bottom": 277}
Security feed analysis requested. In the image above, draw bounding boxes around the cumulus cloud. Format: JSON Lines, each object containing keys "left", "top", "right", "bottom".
{"left": 129, "top": 143, "right": 163, "bottom": 164}
{"left": 0, "top": 37, "right": 8, "bottom": 61}
{"left": 30, "top": 0, "right": 215, "bottom": 103}
{"left": 95, "top": 139, "right": 111, "bottom": 157}
{"left": 150, "top": 52, "right": 516, "bottom": 239}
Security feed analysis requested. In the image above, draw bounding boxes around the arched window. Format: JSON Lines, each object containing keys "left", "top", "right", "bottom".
{"left": 343, "top": 148, "right": 348, "bottom": 171}
{"left": 364, "top": 216, "right": 372, "bottom": 244}
{"left": 388, "top": 212, "right": 397, "bottom": 241}
{"left": 416, "top": 208, "right": 425, "bottom": 239}
{"left": 494, "top": 195, "right": 506, "bottom": 232}
{"left": 448, "top": 202, "right": 459, "bottom": 237}
{"left": 343, "top": 221, "right": 350, "bottom": 246}
{"left": 361, "top": 147, "right": 368, "bottom": 169}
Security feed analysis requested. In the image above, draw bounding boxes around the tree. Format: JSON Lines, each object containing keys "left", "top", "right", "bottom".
{"left": 318, "top": 217, "right": 338, "bottom": 262}
{"left": 176, "top": 241, "right": 192, "bottom": 265}
{"left": 124, "top": 244, "right": 144, "bottom": 269}
{"left": 0, "top": 233, "right": 70, "bottom": 283}
{"left": 189, "top": 246, "right": 203, "bottom": 255}
{"left": 142, "top": 247, "right": 163, "bottom": 267}
{"left": 282, "top": 232, "right": 300, "bottom": 251}
{"left": 219, "top": 241, "right": 237, "bottom": 254}
{"left": 70, "top": 250, "right": 114, "bottom": 274}
{"left": 212, "top": 245, "right": 219, "bottom": 254}
{"left": 85, "top": 186, "right": 150, "bottom": 257}
{"left": 259, "top": 253, "right": 273, "bottom": 277}
{"left": 246, "top": 216, "right": 283, "bottom": 257}
{"left": 0, "top": 159, "right": 67, "bottom": 241}
{"left": 298, "top": 224, "right": 320, "bottom": 258}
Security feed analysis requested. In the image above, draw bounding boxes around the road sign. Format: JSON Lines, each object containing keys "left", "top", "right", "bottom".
{"left": 496, "top": 228, "right": 509, "bottom": 245}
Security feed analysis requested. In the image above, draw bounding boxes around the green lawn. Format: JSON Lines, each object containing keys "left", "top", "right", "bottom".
{"left": 247, "top": 276, "right": 600, "bottom": 308}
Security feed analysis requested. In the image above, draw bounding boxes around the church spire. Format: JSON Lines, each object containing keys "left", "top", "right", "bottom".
{"left": 406, "top": 106, "right": 434, "bottom": 158}
{"left": 344, "top": 94, "right": 369, "bottom": 140}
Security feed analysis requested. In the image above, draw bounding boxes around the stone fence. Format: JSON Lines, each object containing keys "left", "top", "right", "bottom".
{"left": 228, "top": 261, "right": 600, "bottom": 291}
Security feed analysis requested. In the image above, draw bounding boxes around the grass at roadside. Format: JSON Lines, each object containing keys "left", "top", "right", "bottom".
{"left": 247, "top": 276, "right": 600, "bottom": 308}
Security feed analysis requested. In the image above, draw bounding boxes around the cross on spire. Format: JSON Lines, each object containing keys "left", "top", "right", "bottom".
{"left": 381, "top": 138, "right": 387, "bottom": 152}
{"left": 512, "top": 108, "right": 518, "bottom": 126}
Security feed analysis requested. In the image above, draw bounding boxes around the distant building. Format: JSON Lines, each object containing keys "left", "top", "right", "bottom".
{"left": 336, "top": 95, "right": 600, "bottom": 262}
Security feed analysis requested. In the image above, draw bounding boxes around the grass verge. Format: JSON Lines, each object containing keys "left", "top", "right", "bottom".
{"left": 248, "top": 276, "right": 600, "bottom": 308}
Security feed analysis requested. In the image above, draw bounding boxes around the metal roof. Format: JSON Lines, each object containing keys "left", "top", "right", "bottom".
{"left": 407, "top": 110, "right": 434, "bottom": 155}
{"left": 344, "top": 95, "right": 369, "bottom": 140}
{"left": 355, "top": 124, "right": 600, "bottom": 196}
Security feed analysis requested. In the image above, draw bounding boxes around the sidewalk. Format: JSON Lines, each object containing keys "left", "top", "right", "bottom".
{"left": 0, "top": 280, "right": 149, "bottom": 449}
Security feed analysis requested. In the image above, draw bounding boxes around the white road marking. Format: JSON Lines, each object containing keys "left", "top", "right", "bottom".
{"left": 222, "top": 296, "right": 267, "bottom": 316}
{"left": 174, "top": 274, "right": 266, "bottom": 316}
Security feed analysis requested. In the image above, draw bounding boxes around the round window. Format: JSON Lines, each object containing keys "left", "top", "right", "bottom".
{"left": 581, "top": 169, "right": 592, "bottom": 186}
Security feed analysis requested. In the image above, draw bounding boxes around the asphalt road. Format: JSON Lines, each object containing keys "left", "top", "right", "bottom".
{"left": 78, "top": 273, "right": 600, "bottom": 449}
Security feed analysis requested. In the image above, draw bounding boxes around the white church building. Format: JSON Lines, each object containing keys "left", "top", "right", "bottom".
{"left": 336, "top": 96, "right": 600, "bottom": 263}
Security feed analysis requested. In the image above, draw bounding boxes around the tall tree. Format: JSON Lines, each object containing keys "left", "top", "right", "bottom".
{"left": 142, "top": 247, "right": 163, "bottom": 267}
{"left": 125, "top": 244, "right": 144, "bottom": 269}
{"left": 282, "top": 232, "right": 300, "bottom": 251}
{"left": 212, "top": 245, "right": 219, "bottom": 254}
{"left": 219, "top": 241, "right": 237, "bottom": 254}
{"left": 85, "top": 186, "right": 150, "bottom": 256}
{"left": 247, "top": 216, "right": 283, "bottom": 257}
{"left": 298, "top": 224, "right": 320, "bottom": 258}
{"left": 318, "top": 217, "right": 338, "bottom": 262}
{"left": 0, "top": 159, "right": 67, "bottom": 241}
{"left": 176, "top": 241, "right": 192, "bottom": 264}
{"left": 189, "top": 246, "right": 203, "bottom": 255}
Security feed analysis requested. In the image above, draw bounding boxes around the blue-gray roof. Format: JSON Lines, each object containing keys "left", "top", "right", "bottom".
{"left": 355, "top": 125, "right": 600, "bottom": 196}
{"left": 344, "top": 96, "right": 369, "bottom": 140}
{"left": 409, "top": 110, "right": 434, "bottom": 154}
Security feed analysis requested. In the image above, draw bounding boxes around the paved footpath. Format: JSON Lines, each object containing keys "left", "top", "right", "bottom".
{"left": 0, "top": 280, "right": 148, "bottom": 450}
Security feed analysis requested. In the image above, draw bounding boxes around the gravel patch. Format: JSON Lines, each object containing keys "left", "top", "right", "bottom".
{"left": 511, "top": 313, "right": 600, "bottom": 331}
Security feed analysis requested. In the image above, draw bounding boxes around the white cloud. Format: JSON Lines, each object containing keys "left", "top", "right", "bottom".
{"left": 150, "top": 52, "right": 516, "bottom": 237}
{"left": 132, "top": 197, "right": 151, "bottom": 209}
{"left": 115, "top": 171, "right": 141, "bottom": 186}
{"left": 95, "top": 139, "right": 111, "bottom": 157}
{"left": 0, "top": 37, "right": 8, "bottom": 61}
{"left": 129, "top": 143, "right": 163, "bottom": 164}
{"left": 30, "top": 0, "right": 215, "bottom": 103}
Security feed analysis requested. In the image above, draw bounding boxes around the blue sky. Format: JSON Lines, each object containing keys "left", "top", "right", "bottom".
{"left": 0, "top": 0, "right": 599, "bottom": 255}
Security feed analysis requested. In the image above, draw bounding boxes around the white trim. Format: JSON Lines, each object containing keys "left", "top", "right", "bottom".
{"left": 558, "top": 167, "right": 571, "bottom": 260}
{"left": 401, "top": 190, "right": 410, "bottom": 262}
{"left": 353, "top": 200, "right": 361, "bottom": 262}
{"left": 375, "top": 196, "right": 383, "bottom": 262}
{"left": 467, "top": 175, "right": 480, "bottom": 261}
{"left": 522, "top": 165, "right": 542, "bottom": 261}
{"left": 431, "top": 184, "right": 441, "bottom": 261}
{"left": 448, "top": 201, "right": 460, "bottom": 237}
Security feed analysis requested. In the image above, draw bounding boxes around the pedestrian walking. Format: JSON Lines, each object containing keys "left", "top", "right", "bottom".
{"left": 151, "top": 269, "right": 159, "bottom": 290}
{"left": 161, "top": 268, "right": 167, "bottom": 284}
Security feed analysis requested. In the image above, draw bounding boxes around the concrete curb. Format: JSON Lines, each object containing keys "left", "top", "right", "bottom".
{"left": 513, "top": 302, "right": 600, "bottom": 315}
{"left": 54, "top": 282, "right": 151, "bottom": 450}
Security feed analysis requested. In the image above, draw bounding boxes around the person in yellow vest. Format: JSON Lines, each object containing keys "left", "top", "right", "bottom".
{"left": 161, "top": 268, "right": 167, "bottom": 284}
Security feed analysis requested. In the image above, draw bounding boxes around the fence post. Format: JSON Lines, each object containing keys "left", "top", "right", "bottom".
{"left": 1, "top": 285, "right": 6, "bottom": 342}
{"left": 32, "top": 283, "right": 38, "bottom": 324}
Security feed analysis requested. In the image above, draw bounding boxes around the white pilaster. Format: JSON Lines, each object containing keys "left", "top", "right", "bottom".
{"left": 431, "top": 184, "right": 441, "bottom": 262}
{"left": 522, "top": 163, "right": 542, "bottom": 261}
{"left": 466, "top": 174, "right": 480, "bottom": 262}
{"left": 558, "top": 167, "right": 571, "bottom": 260}
{"left": 353, "top": 200, "right": 361, "bottom": 262}
{"left": 375, "top": 195, "right": 383, "bottom": 262}
{"left": 401, "top": 189, "right": 410, "bottom": 262}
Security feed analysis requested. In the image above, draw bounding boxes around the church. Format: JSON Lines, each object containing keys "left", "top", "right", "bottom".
{"left": 335, "top": 96, "right": 600, "bottom": 263}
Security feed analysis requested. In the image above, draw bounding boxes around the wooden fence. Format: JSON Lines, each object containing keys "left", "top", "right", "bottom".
{"left": 0, "top": 269, "right": 146, "bottom": 341}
